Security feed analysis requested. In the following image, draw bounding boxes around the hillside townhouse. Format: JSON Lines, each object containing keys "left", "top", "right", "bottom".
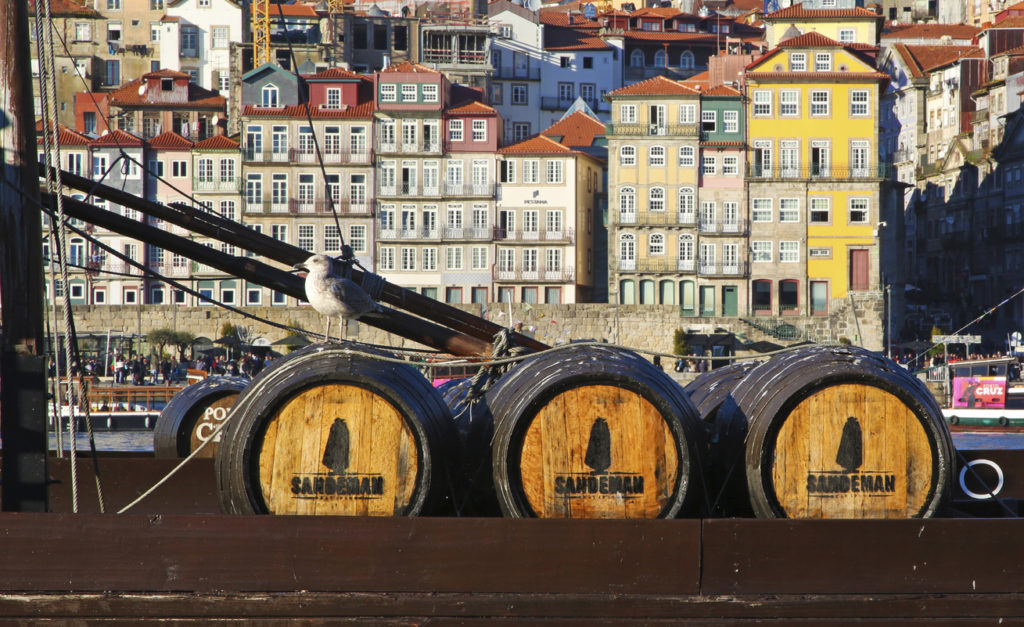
{"left": 191, "top": 134, "right": 244, "bottom": 305}
{"left": 744, "top": 32, "right": 892, "bottom": 325}
{"left": 160, "top": 0, "right": 242, "bottom": 97}
{"left": 240, "top": 63, "right": 377, "bottom": 307}
{"left": 879, "top": 23, "right": 979, "bottom": 48}
{"left": 495, "top": 125, "right": 604, "bottom": 304}
{"left": 372, "top": 62, "right": 499, "bottom": 303}
{"left": 144, "top": 131, "right": 196, "bottom": 306}
{"left": 606, "top": 76, "right": 703, "bottom": 307}
{"left": 760, "top": 1, "right": 883, "bottom": 48}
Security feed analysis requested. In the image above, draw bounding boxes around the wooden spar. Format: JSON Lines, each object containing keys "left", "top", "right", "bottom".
{"left": 0, "top": 0, "right": 47, "bottom": 511}
{"left": 45, "top": 194, "right": 494, "bottom": 357}
{"left": 50, "top": 167, "right": 550, "bottom": 353}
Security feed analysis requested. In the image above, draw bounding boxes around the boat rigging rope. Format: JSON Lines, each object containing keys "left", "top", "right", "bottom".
{"left": 33, "top": 0, "right": 106, "bottom": 513}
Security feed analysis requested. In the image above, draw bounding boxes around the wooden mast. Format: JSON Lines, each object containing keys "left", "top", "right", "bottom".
{"left": 0, "top": 0, "right": 47, "bottom": 511}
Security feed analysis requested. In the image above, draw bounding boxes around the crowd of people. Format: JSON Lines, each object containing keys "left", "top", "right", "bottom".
{"left": 50, "top": 351, "right": 276, "bottom": 385}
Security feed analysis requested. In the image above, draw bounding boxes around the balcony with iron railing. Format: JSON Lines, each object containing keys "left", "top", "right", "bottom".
{"left": 442, "top": 226, "right": 492, "bottom": 240}
{"left": 293, "top": 148, "right": 371, "bottom": 164}
{"left": 606, "top": 123, "right": 698, "bottom": 137}
{"left": 614, "top": 210, "right": 699, "bottom": 226}
{"left": 376, "top": 138, "right": 442, "bottom": 155}
{"left": 492, "top": 66, "right": 541, "bottom": 81}
{"left": 493, "top": 266, "right": 576, "bottom": 283}
{"left": 376, "top": 225, "right": 441, "bottom": 240}
{"left": 442, "top": 182, "right": 496, "bottom": 197}
{"left": 697, "top": 261, "right": 749, "bottom": 277}
{"left": 698, "top": 218, "right": 747, "bottom": 235}
{"left": 748, "top": 163, "right": 893, "bottom": 180}
{"left": 492, "top": 227, "right": 575, "bottom": 243}
{"left": 194, "top": 177, "right": 240, "bottom": 192}
{"left": 243, "top": 148, "right": 291, "bottom": 163}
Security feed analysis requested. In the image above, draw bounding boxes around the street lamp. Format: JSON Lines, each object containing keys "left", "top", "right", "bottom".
{"left": 610, "top": 287, "right": 620, "bottom": 344}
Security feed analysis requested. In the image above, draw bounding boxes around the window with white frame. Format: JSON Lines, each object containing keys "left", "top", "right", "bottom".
{"left": 620, "top": 145, "right": 636, "bottom": 166}
{"left": 723, "top": 110, "right": 738, "bottom": 133}
{"left": 261, "top": 84, "right": 279, "bottom": 107}
{"left": 678, "top": 187, "right": 695, "bottom": 220}
{"left": 619, "top": 187, "right": 635, "bottom": 214}
{"left": 401, "top": 84, "right": 417, "bottom": 102}
{"left": 779, "top": 241, "right": 800, "bottom": 262}
{"left": 298, "top": 224, "right": 315, "bottom": 251}
{"left": 219, "top": 200, "right": 236, "bottom": 220}
{"left": 780, "top": 89, "right": 799, "bottom": 116}
{"left": 678, "top": 145, "right": 695, "bottom": 167}
{"left": 850, "top": 90, "right": 869, "bottom": 116}
{"left": 422, "top": 247, "right": 437, "bottom": 271}
{"left": 814, "top": 52, "right": 832, "bottom": 72}
{"left": 212, "top": 26, "right": 229, "bottom": 49}
{"left": 679, "top": 104, "right": 696, "bottom": 124}
{"left": 701, "top": 110, "right": 716, "bottom": 133}
{"left": 523, "top": 160, "right": 540, "bottom": 183}
{"left": 325, "top": 88, "right": 341, "bottom": 109}
{"left": 753, "top": 90, "right": 772, "bottom": 117}
{"left": 838, "top": 28, "right": 855, "bottom": 43}
{"left": 471, "top": 246, "right": 488, "bottom": 270}
{"left": 379, "top": 247, "right": 395, "bottom": 270}
{"left": 751, "top": 241, "right": 772, "bottom": 262}
{"left": 722, "top": 155, "right": 739, "bottom": 175}
{"left": 511, "top": 84, "right": 527, "bottom": 105}
{"left": 472, "top": 120, "right": 487, "bottom": 141}
{"left": 401, "top": 247, "right": 416, "bottom": 271}
{"left": 649, "top": 233, "right": 665, "bottom": 255}
{"left": 620, "top": 104, "right": 637, "bottom": 123}
{"left": 702, "top": 155, "right": 717, "bottom": 175}
{"left": 545, "top": 160, "right": 563, "bottom": 184}
{"left": 324, "top": 225, "right": 341, "bottom": 252}
{"left": 448, "top": 119, "right": 463, "bottom": 141}
{"left": 380, "top": 83, "right": 397, "bottom": 102}
{"left": 446, "top": 246, "right": 463, "bottom": 270}
{"left": 810, "top": 90, "right": 830, "bottom": 116}
{"left": 790, "top": 52, "right": 806, "bottom": 71}
{"left": 649, "top": 145, "right": 665, "bottom": 166}
{"left": 849, "top": 197, "right": 869, "bottom": 223}
{"left": 810, "top": 197, "right": 831, "bottom": 223}
{"left": 752, "top": 198, "right": 772, "bottom": 222}
{"left": 649, "top": 187, "right": 665, "bottom": 211}
{"left": 422, "top": 84, "right": 438, "bottom": 103}
{"left": 779, "top": 198, "right": 800, "bottom": 222}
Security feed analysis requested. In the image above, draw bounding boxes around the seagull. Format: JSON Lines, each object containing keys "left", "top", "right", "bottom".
{"left": 294, "top": 254, "right": 382, "bottom": 342}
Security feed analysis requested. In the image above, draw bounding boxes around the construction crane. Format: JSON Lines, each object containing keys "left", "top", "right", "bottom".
{"left": 252, "top": 0, "right": 271, "bottom": 67}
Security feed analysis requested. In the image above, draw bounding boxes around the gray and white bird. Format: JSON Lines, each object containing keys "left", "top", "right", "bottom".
{"left": 294, "top": 254, "right": 382, "bottom": 342}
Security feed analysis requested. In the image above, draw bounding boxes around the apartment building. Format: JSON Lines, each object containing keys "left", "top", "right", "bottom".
{"left": 160, "top": 0, "right": 242, "bottom": 96}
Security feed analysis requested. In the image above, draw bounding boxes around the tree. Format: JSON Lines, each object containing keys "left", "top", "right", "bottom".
{"left": 173, "top": 331, "right": 195, "bottom": 361}
{"left": 673, "top": 329, "right": 691, "bottom": 356}
{"left": 148, "top": 328, "right": 177, "bottom": 358}
{"left": 220, "top": 322, "right": 238, "bottom": 338}
{"left": 927, "top": 325, "right": 946, "bottom": 358}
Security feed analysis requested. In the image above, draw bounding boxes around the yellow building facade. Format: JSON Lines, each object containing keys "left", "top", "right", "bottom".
{"left": 745, "top": 32, "right": 889, "bottom": 317}
{"left": 762, "top": 5, "right": 883, "bottom": 48}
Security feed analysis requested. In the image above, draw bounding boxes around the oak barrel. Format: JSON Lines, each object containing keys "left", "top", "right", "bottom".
{"left": 215, "top": 343, "right": 457, "bottom": 516}
{"left": 152, "top": 376, "right": 249, "bottom": 458}
{"left": 683, "top": 361, "right": 759, "bottom": 516}
{"left": 487, "top": 344, "right": 706, "bottom": 519}
{"left": 722, "top": 344, "right": 954, "bottom": 519}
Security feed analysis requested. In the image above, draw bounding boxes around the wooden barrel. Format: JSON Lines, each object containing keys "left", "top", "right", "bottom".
{"left": 683, "top": 361, "right": 759, "bottom": 516}
{"left": 215, "top": 343, "right": 457, "bottom": 516}
{"left": 152, "top": 376, "right": 249, "bottom": 458}
{"left": 723, "top": 344, "right": 954, "bottom": 519}
{"left": 487, "top": 344, "right": 706, "bottom": 519}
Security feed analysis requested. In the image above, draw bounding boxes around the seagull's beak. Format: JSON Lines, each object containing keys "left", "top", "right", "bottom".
{"left": 293, "top": 263, "right": 308, "bottom": 272}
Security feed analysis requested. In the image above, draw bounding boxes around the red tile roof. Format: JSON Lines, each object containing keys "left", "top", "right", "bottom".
{"left": 381, "top": 61, "right": 440, "bottom": 74}
{"left": 747, "top": 71, "right": 891, "bottom": 81}
{"left": 893, "top": 44, "right": 985, "bottom": 78}
{"left": 544, "top": 26, "right": 612, "bottom": 51}
{"left": 778, "top": 31, "right": 841, "bottom": 48}
{"left": 631, "top": 7, "right": 684, "bottom": 18}
{"left": 29, "top": 0, "right": 99, "bottom": 17}
{"left": 447, "top": 101, "right": 497, "bottom": 115}
{"left": 499, "top": 134, "right": 574, "bottom": 154}
{"left": 36, "top": 122, "right": 91, "bottom": 146}
{"left": 307, "top": 67, "right": 363, "bottom": 81}
{"left": 108, "top": 77, "right": 226, "bottom": 109}
{"left": 993, "top": 42, "right": 1024, "bottom": 57}
{"left": 90, "top": 129, "right": 143, "bottom": 147}
{"left": 539, "top": 9, "right": 601, "bottom": 28}
{"left": 266, "top": 2, "right": 319, "bottom": 18}
{"left": 147, "top": 131, "right": 194, "bottom": 149}
{"left": 621, "top": 31, "right": 718, "bottom": 42}
{"left": 764, "top": 5, "right": 881, "bottom": 19}
{"left": 241, "top": 101, "right": 375, "bottom": 118}
{"left": 681, "top": 70, "right": 711, "bottom": 85}
{"left": 702, "top": 84, "right": 742, "bottom": 96}
{"left": 881, "top": 23, "right": 980, "bottom": 40}
{"left": 542, "top": 110, "right": 606, "bottom": 148}
{"left": 608, "top": 75, "right": 698, "bottom": 96}
{"left": 143, "top": 69, "right": 191, "bottom": 80}
{"left": 989, "top": 16, "right": 1024, "bottom": 27}
{"left": 194, "top": 135, "right": 239, "bottom": 150}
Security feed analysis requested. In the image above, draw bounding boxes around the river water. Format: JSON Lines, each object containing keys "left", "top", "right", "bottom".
{"left": 49, "top": 431, "right": 154, "bottom": 453}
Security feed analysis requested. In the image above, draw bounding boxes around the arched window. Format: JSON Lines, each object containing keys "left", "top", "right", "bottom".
{"left": 648, "top": 186, "right": 665, "bottom": 211}
{"left": 261, "top": 83, "right": 279, "bottom": 107}
{"left": 678, "top": 145, "right": 695, "bottom": 167}
{"left": 659, "top": 280, "right": 675, "bottom": 305}
{"left": 780, "top": 279, "right": 799, "bottom": 313}
{"left": 630, "top": 49, "right": 646, "bottom": 67}
{"left": 619, "top": 279, "right": 636, "bottom": 304}
{"left": 649, "top": 233, "right": 665, "bottom": 255}
{"left": 678, "top": 234, "right": 694, "bottom": 265}
{"left": 619, "top": 145, "right": 636, "bottom": 166}
{"left": 648, "top": 145, "right": 665, "bottom": 166}
{"left": 680, "top": 50, "right": 694, "bottom": 69}
{"left": 619, "top": 233, "right": 636, "bottom": 270}
{"left": 640, "top": 279, "right": 656, "bottom": 304}
{"left": 678, "top": 187, "right": 695, "bottom": 222}
{"left": 653, "top": 49, "right": 667, "bottom": 68}
{"left": 619, "top": 186, "right": 636, "bottom": 221}
{"left": 753, "top": 279, "right": 772, "bottom": 313}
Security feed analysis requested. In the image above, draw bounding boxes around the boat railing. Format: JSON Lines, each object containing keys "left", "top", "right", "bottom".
{"left": 56, "top": 381, "right": 184, "bottom": 412}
